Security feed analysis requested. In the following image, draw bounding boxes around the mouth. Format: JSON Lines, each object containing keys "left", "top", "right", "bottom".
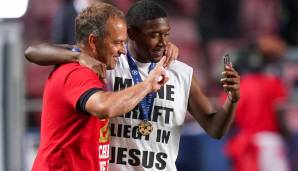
{"left": 151, "top": 49, "right": 165, "bottom": 58}
{"left": 113, "top": 56, "right": 119, "bottom": 62}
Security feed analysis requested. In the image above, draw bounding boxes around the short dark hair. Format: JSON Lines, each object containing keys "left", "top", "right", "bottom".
{"left": 126, "top": 0, "right": 167, "bottom": 29}
{"left": 75, "top": 3, "right": 125, "bottom": 44}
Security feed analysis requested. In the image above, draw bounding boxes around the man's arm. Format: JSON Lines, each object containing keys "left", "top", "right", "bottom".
{"left": 24, "top": 43, "right": 107, "bottom": 77}
{"left": 24, "top": 42, "right": 178, "bottom": 69}
{"left": 85, "top": 57, "right": 169, "bottom": 119}
{"left": 188, "top": 65, "right": 240, "bottom": 139}
{"left": 24, "top": 43, "right": 78, "bottom": 65}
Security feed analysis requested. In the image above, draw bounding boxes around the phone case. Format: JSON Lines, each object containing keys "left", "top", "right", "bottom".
{"left": 223, "top": 54, "right": 231, "bottom": 68}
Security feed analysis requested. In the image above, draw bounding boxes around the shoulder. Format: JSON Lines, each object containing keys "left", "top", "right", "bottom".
{"left": 167, "top": 60, "right": 193, "bottom": 73}
{"left": 171, "top": 60, "right": 192, "bottom": 67}
{"left": 55, "top": 62, "right": 98, "bottom": 76}
{"left": 51, "top": 62, "right": 101, "bottom": 84}
{"left": 166, "top": 60, "right": 193, "bottom": 88}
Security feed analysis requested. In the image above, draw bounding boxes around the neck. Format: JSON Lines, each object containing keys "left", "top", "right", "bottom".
{"left": 77, "top": 44, "right": 97, "bottom": 59}
{"left": 128, "top": 41, "right": 151, "bottom": 63}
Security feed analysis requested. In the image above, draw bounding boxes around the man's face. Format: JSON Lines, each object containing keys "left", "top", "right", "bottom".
{"left": 133, "top": 17, "right": 170, "bottom": 62}
{"left": 95, "top": 17, "right": 127, "bottom": 69}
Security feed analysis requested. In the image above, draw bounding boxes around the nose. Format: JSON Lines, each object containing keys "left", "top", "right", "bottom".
{"left": 118, "top": 42, "right": 126, "bottom": 56}
{"left": 158, "top": 35, "right": 167, "bottom": 47}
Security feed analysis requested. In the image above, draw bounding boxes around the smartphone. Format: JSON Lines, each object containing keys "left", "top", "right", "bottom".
{"left": 223, "top": 54, "right": 231, "bottom": 93}
{"left": 223, "top": 54, "right": 231, "bottom": 69}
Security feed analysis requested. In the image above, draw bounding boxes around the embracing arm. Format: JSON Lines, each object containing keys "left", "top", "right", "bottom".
{"left": 24, "top": 43, "right": 107, "bottom": 77}
{"left": 24, "top": 42, "right": 179, "bottom": 66}
{"left": 24, "top": 43, "right": 78, "bottom": 65}
{"left": 188, "top": 66, "right": 240, "bottom": 139}
{"left": 24, "top": 42, "right": 178, "bottom": 78}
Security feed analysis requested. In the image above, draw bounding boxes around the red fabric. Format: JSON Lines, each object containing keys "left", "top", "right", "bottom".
{"left": 220, "top": 74, "right": 287, "bottom": 133}
{"left": 233, "top": 74, "right": 287, "bottom": 133}
{"left": 226, "top": 132, "right": 259, "bottom": 171}
{"left": 221, "top": 73, "right": 287, "bottom": 171}
{"left": 32, "top": 63, "right": 109, "bottom": 171}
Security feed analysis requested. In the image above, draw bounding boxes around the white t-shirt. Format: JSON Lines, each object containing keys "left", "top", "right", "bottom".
{"left": 106, "top": 54, "right": 193, "bottom": 171}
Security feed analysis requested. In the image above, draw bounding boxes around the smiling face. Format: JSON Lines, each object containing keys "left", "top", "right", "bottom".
{"left": 130, "top": 17, "right": 170, "bottom": 63}
{"left": 75, "top": 3, "right": 126, "bottom": 69}
{"left": 95, "top": 17, "right": 127, "bottom": 69}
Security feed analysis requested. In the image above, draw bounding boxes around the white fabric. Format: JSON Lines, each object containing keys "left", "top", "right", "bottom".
{"left": 106, "top": 54, "right": 193, "bottom": 171}
{"left": 254, "top": 132, "right": 290, "bottom": 171}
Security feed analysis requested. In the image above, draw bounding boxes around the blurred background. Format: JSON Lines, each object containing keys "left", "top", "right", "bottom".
{"left": 0, "top": 0, "right": 298, "bottom": 170}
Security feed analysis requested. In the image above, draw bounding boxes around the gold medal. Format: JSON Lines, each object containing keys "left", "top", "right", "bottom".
{"left": 138, "top": 120, "right": 153, "bottom": 136}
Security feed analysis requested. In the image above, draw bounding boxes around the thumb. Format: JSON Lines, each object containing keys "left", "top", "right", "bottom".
{"left": 158, "top": 70, "right": 169, "bottom": 85}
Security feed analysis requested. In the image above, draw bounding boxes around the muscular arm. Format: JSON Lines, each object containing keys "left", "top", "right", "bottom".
{"left": 24, "top": 42, "right": 178, "bottom": 69}
{"left": 24, "top": 43, "right": 107, "bottom": 77}
{"left": 24, "top": 43, "right": 78, "bottom": 65}
{"left": 86, "top": 82, "right": 151, "bottom": 119}
{"left": 188, "top": 67, "right": 239, "bottom": 139}
{"left": 85, "top": 56, "right": 169, "bottom": 119}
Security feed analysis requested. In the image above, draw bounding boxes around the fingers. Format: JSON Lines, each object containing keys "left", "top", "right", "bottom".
{"left": 98, "top": 63, "right": 107, "bottom": 79}
{"left": 158, "top": 76, "right": 169, "bottom": 86}
{"left": 156, "top": 56, "right": 167, "bottom": 68}
{"left": 158, "top": 68, "right": 169, "bottom": 85}
{"left": 171, "top": 44, "right": 179, "bottom": 60}
{"left": 89, "top": 62, "right": 106, "bottom": 79}
{"left": 222, "top": 83, "right": 240, "bottom": 94}
{"left": 221, "top": 59, "right": 240, "bottom": 102}
{"left": 166, "top": 42, "right": 179, "bottom": 60}
{"left": 222, "top": 71, "right": 239, "bottom": 78}
{"left": 222, "top": 66, "right": 239, "bottom": 78}
{"left": 147, "top": 65, "right": 169, "bottom": 92}
{"left": 221, "top": 77, "right": 239, "bottom": 92}
{"left": 151, "top": 57, "right": 166, "bottom": 78}
{"left": 164, "top": 44, "right": 172, "bottom": 67}
{"left": 220, "top": 73, "right": 240, "bottom": 86}
{"left": 221, "top": 65, "right": 240, "bottom": 91}
{"left": 222, "top": 83, "right": 240, "bottom": 90}
{"left": 224, "top": 65, "right": 236, "bottom": 72}
{"left": 147, "top": 57, "right": 170, "bottom": 92}
{"left": 78, "top": 52, "right": 107, "bottom": 79}
{"left": 220, "top": 77, "right": 240, "bottom": 84}
{"left": 164, "top": 42, "right": 178, "bottom": 68}
{"left": 164, "top": 50, "right": 171, "bottom": 67}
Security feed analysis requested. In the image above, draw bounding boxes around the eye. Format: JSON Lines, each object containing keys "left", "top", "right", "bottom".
{"left": 114, "top": 41, "right": 122, "bottom": 45}
{"left": 150, "top": 32, "right": 160, "bottom": 38}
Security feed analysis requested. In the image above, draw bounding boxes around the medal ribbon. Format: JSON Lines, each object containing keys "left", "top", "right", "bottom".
{"left": 71, "top": 47, "right": 81, "bottom": 52}
{"left": 126, "top": 51, "right": 156, "bottom": 121}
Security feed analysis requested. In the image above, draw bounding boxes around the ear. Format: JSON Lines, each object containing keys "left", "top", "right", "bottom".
{"left": 87, "top": 34, "right": 97, "bottom": 54}
{"left": 127, "top": 27, "right": 137, "bottom": 41}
